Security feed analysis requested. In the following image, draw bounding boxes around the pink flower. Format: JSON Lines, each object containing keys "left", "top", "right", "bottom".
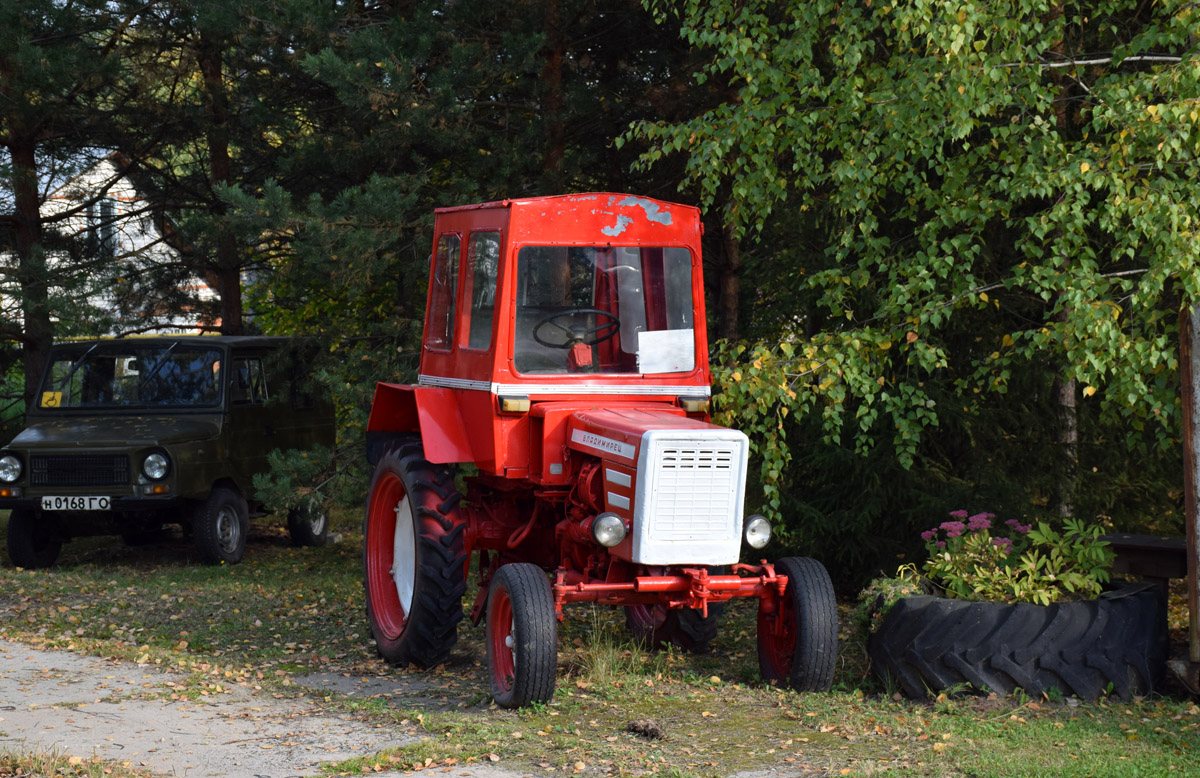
{"left": 940, "top": 521, "right": 966, "bottom": 537}
{"left": 993, "top": 537, "right": 1013, "bottom": 553}
{"left": 949, "top": 510, "right": 969, "bottom": 519}
{"left": 921, "top": 530, "right": 937, "bottom": 541}
{"left": 967, "top": 514, "right": 992, "bottom": 531}
{"left": 937, "top": 541, "right": 946, "bottom": 548}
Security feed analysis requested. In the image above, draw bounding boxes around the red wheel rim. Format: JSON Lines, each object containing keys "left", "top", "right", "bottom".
{"left": 489, "top": 584, "right": 516, "bottom": 693}
{"left": 759, "top": 598, "right": 796, "bottom": 678}
{"left": 366, "top": 471, "right": 407, "bottom": 640}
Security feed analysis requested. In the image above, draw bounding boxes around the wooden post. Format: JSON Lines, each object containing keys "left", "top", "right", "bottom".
{"left": 1180, "top": 307, "right": 1200, "bottom": 665}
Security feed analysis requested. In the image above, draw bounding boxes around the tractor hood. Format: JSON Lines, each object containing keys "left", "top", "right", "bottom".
{"left": 566, "top": 407, "right": 750, "bottom": 567}
{"left": 10, "top": 415, "right": 221, "bottom": 449}
{"left": 565, "top": 407, "right": 727, "bottom": 465}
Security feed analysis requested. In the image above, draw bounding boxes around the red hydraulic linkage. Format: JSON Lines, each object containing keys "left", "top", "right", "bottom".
{"left": 552, "top": 562, "right": 787, "bottom": 619}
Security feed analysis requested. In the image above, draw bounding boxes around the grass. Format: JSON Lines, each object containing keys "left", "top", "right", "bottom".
{"left": 0, "top": 745, "right": 159, "bottom": 777}
{"left": 1, "top": 507, "right": 1198, "bottom": 777}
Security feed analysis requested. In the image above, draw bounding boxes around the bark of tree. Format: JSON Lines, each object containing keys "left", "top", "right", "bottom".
{"left": 716, "top": 220, "right": 741, "bottom": 341}
{"left": 8, "top": 137, "right": 54, "bottom": 402}
{"left": 539, "top": 0, "right": 565, "bottom": 191}
{"left": 198, "top": 33, "right": 243, "bottom": 335}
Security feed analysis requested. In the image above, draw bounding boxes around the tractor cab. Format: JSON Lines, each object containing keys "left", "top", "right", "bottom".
{"left": 368, "top": 194, "right": 714, "bottom": 477}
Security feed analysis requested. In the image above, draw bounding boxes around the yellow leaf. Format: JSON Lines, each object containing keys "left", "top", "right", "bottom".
{"left": 1083, "top": 386, "right": 1097, "bottom": 397}
{"left": 1002, "top": 334, "right": 1014, "bottom": 347}
{"left": 979, "top": 292, "right": 989, "bottom": 302}
{"left": 1147, "top": 104, "right": 1158, "bottom": 116}
{"left": 1080, "top": 162, "right": 1090, "bottom": 174}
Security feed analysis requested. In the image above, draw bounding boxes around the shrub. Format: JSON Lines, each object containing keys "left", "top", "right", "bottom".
{"left": 918, "top": 511, "right": 1115, "bottom": 605}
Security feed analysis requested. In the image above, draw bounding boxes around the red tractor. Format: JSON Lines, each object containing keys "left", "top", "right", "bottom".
{"left": 363, "top": 194, "right": 837, "bottom": 707}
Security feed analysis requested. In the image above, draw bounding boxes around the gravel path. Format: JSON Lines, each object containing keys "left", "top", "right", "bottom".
{"left": 0, "top": 639, "right": 523, "bottom": 777}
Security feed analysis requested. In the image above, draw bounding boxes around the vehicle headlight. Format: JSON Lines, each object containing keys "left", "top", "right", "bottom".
{"left": 744, "top": 514, "right": 772, "bottom": 549}
{"left": 142, "top": 452, "right": 170, "bottom": 480}
{"left": 591, "top": 512, "right": 627, "bottom": 547}
{"left": 0, "top": 454, "right": 21, "bottom": 483}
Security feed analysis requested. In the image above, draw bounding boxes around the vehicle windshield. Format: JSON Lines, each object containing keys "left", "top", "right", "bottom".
{"left": 514, "top": 245, "right": 695, "bottom": 374}
{"left": 38, "top": 343, "right": 223, "bottom": 410}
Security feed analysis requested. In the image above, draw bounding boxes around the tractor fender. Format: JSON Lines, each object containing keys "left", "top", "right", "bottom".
{"left": 366, "top": 382, "right": 474, "bottom": 466}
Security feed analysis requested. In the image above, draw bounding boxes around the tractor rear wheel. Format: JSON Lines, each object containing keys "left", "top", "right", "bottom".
{"left": 625, "top": 604, "right": 722, "bottom": 653}
{"left": 486, "top": 562, "right": 557, "bottom": 708}
{"left": 363, "top": 438, "right": 467, "bottom": 667}
{"left": 757, "top": 557, "right": 838, "bottom": 691}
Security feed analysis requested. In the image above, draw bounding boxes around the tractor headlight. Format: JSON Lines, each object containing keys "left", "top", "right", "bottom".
{"left": 591, "top": 512, "right": 627, "bottom": 547}
{"left": 0, "top": 454, "right": 21, "bottom": 483}
{"left": 142, "top": 452, "right": 170, "bottom": 481}
{"left": 744, "top": 514, "right": 772, "bottom": 549}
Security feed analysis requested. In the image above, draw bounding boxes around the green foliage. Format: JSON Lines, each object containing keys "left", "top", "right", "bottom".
{"left": 920, "top": 513, "right": 1115, "bottom": 605}
{"left": 851, "top": 564, "right": 925, "bottom": 640}
{"left": 634, "top": 0, "right": 1200, "bottom": 527}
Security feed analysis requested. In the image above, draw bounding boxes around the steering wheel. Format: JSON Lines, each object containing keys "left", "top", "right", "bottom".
{"left": 533, "top": 308, "right": 621, "bottom": 348}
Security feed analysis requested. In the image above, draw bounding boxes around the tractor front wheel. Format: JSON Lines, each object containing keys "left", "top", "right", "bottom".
{"left": 363, "top": 439, "right": 467, "bottom": 667}
{"left": 757, "top": 557, "right": 838, "bottom": 691}
{"left": 486, "top": 563, "right": 557, "bottom": 708}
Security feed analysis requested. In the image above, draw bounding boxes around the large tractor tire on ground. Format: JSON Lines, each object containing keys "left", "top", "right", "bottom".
{"left": 6, "top": 508, "right": 62, "bottom": 569}
{"left": 363, "top": 438, "right": 467, "bottom": 668}
{"left": 486, "top": 562, "right": 557, "bottom": 708}
{"left": 868, "top": 585, "right": 1167, "bottom": 701}
{"left": 757, "top": 557, "right": 838, "bottom": 692}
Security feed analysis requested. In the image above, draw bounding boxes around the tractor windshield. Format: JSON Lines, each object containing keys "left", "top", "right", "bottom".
{"left": 513, "top": 245, "right": 695, "bottom": 374}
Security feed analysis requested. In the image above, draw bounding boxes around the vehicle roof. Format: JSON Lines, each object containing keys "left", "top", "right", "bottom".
{"left": 433, "top": 192, "right": 697, "bottom": 216}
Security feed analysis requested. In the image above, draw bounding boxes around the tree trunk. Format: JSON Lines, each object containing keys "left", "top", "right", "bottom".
{"left": 9, "top": 138, "right": 54, "bottom": 402}
{"left": 716, "top": 220, "right": 741, "bottom": 341}
{"left": 1051, "top": 304, "right": 1078, "bottom": 517}
{"left": 198, "top": 35, "right": 242, "bottom": 334}
{"left": 539, "top": 0, "right": 565, "bottom": 191}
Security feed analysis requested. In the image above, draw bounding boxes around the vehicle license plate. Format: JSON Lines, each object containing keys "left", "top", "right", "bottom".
{"left": 41, "top": 495, "right": 111, "bottom": 511}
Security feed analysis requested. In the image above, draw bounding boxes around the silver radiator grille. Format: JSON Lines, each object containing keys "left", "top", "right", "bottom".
{"left": 646, "top": 443, "right": 739, "bottom": 541}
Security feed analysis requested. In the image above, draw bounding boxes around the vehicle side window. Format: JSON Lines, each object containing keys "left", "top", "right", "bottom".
{"left": 427, "top": 234, "right": 460, "bottom": 350}
{"left": 462, "top": 231, "right": 500, "bottom": 350}
{"left": 231, "top": 357, "right": 267, "bottom": 405}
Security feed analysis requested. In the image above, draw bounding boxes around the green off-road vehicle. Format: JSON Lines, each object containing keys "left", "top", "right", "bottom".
{"left": 0, "top": 336, "right": 335, "bottom": 568}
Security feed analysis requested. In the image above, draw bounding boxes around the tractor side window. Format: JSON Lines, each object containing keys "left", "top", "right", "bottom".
{"left": 427, "top": 234, "right": 460, "bottom": 350}
{"left": 463, "top": 231, "right": 500, "bottom": 350}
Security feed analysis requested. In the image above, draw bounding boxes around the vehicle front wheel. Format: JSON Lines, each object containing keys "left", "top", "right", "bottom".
{"left": 757, "top": 556, "right": 838, "bottom": 692}
{"left": 6, "top": 508, "right": 62, "bottom": 569}
{"left": 193, "top": 487, "right": 249, "bottom": 565}
{"left": 287, "top": 498, "right": 329, "bottom": 547}
{"left": 486, "top": 563, "right": 557, "bottom": 708}
{"left": 363, "top": 439, "right": 467, "bottom": 667}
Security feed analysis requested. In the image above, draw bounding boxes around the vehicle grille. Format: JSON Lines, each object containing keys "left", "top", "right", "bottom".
{"left": 646, "top": 442, "right": 741, "bottom": 541}
{"left": 30, "top": 454, "right": 131, "bottom": 487}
